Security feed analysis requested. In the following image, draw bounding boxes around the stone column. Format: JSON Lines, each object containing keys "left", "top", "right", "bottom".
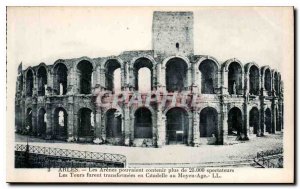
{"left": 257, "top": 108, "right": 262, "bottom": 137}
{"left": 93, "top": 108, "right": 102, "bottom": 143}
{"left": 31, "top": 100, "right": 37, "bottom": 136}
{"left": 194, "top": 69, "right": 201, "bottom": 94}
{"left": 272, "top": 103, "right": 277, "bottom": 134}
{"left": 260, "top": 102, "right": 265, "bottom": 136}
{"left": 124, "top": 106, "right": 131, "bottom": 146}
{"left": 244, "top": 103, "right": 250, "bottom": 140}
{"left": 156, "top": 63, "right": 161, "bottom": 89}
{"left": 187, "top": 67, "right": 192, "bottom": 90}
{"left": 67, "top": 96, "right": 75, "bottom": 141}
{"left": 192, "top": 110, "right": 200, "bottom": 146}
{"left": 187, "top": 115, "right": 193, "bottom": 145}
{"left": 245, "top": 72, "right": 250, "bottom": 95}
{"left": 100, "top": 68, "right": 106, "bottom": 90}
{"left": 221, "top": 103, "right": 228, "bottom": 144}
{"left": 47, "top": 70, "right": 54, "bottom": 95}
{"left": 45, "top": 100, "right": 52, "bottom": 139}
{"left": 160, "top": 64, "right": 166, "bottom": 91}
{"left": 156, "top": 106, "right": 165, "bottom": 147}
{"left": 121, "top": 63, "right": 125, "bottom": 91}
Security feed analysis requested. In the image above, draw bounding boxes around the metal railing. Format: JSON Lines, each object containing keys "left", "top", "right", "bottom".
{"left": 254, "top": 148, "right": 283, "bottom": 168}
{"left": 15, "top": 144, "right": 126, "bottom": 165}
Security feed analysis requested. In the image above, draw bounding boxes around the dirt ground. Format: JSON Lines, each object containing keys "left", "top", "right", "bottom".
{"left": 15, "top": 133, "right": 283, "bottom": 167}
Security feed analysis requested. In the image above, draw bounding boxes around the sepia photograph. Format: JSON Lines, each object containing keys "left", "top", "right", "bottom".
{"left": 6, "top": 6, "right": 294, "bottom": 183}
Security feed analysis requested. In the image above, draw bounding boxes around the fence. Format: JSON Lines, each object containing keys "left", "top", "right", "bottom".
{"left": 254, "top": 148, "right": 283, "bottom": 168}
{"left": 15, "top": 144, "right": 126, "bottom": 168}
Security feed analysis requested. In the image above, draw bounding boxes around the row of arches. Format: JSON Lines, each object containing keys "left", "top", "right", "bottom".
{"left": 22, "top": 57, "right": 282, "bottom": 97}
{"left": 24, "top": 104, "right": 281, "bottom": 144}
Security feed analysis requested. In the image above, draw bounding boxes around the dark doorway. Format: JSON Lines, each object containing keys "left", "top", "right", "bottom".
{"left": 54, "top": 63, "right": 68, "bottom": 95}
{"left": 249, "top": 107, "right": 259, "bottom": 135}
{"left": 166, "top": 58, "right": 188, "bottom": 92}
{"left": 77, "top": 60, "right": 93, "bottom": 94}
{"left": 38, "top": 108, "right": 47, "bottom": 137}
{"left": 265, "top": 108, "right": 272, "bottom": 133}
{"left": 54, "top": 107, "right": 68, "bottom": 140}
{"left": 249, "top": 65, "right": 260, "bottom": 95}
{"left": 26, "top": 70, "right": 34, "bottom": 97}
{"left": 106, "top": 109, "right": 122, "bottom": 138}
{"left": 264, "top": 69, "right": 272, "bottom": 96}
{"left": 200, "top": 107, "right": 218, "bottom": 137}
{"left": 228, "top": 107, "right": 243, "bottom": 136}
{"left": 134, "top": 108, "right": 152, "bottom": 138}
{"left": 166, "top": 107, "right": 188, "bottom": 144}
{"left": 228, "top": 62, "right": 242, "bottom": 95}
{"left": 78, "top": 108, "right": 94, "bottom": 139}
{"left": 199, "top": 60, "right": 218, "bottom": 94}
{"left": 37, "top": 67, "right": 47, "bottom": 96}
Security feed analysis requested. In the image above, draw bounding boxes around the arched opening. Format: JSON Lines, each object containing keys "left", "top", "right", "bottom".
{"left": 106, "top": 109, "right": 122, "bottom": 138}
{"left": 265, "top": 108, "right": 272, "bottom": 133}
{"left": 199, "top": 60, "right": 218, "bottom": 94}
{"left": 249, "top": 107, "right": 259, "bottom": 135}
{"left": 166, "top": 107, "right": 188, "bottom": 144}
{"left": 37, "top": 67, "right": 47, "bottom": 96}
{"left": 228, "top": 62, "right": 242, "bottom": 95}
{"left": 274, "top": 72, "right": 279, "bottom": 95}
{"left": 54, "top": 63, "right": 68, "bottom": 95}
{"left": 134, "top": 107, "right": 152, "bottom": 138}
{"left": 77, "top": 60, "right": 93, "bottom": 94}
{"left": 264, "top": 68, "right": 272, "bottom": 95}
{"left": 38, "top": 108, "right": 47, "bottom": 137}
{"left": 166, "top": 58, "right": 188, "bottom": 92}
{"left": 105, "top": 59, "right": 121, "bottom": 92}
{"left": 134, "top": 58, "right": 153, "bottom": 92}
{"left": 26, "top": 70, "right": 34, "bottom": 97}
{"left": 200, "top": 107, "right": 218, "bottom": 137}
{"left": 54, "top": 107, "right": 68, "bottom": 140}
{"left": 25, "top": 108, "right": 32, "bottom": 134}
{"left": 249, "top": 65, "right": 260, "bottom": 95}
{"left": 78, "top": 108, "right": 94, "bottom": 139}
{"left": 228, "top": 107, "right": 243, "bottom": 136}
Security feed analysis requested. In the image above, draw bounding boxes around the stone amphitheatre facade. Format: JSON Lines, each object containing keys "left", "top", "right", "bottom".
{"left": 15, "top": 11, "right": 284, "bottom": 147}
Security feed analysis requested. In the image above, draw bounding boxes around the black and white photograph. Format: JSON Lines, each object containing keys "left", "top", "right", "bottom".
{"left": 6, "top": 6, "right": 294, "bottom": 183}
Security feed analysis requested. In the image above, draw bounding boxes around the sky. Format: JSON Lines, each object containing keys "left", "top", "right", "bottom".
{"left": 6, "top": 6, "right": 293, "bottom": 93}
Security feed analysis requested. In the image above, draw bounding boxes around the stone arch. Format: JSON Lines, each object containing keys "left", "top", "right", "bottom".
{"left": 228, "top": 107, "right": 243, "bottom": 137}
{"left": 166, "top": 107, "right": 189, "bottom": 145}
{"left": 77, "top": 60, "right": 93, "bottom": 94}
{"left": 198, "top": 58, "right": 219, "bottom": 94}
{"left": 246, "top": 63, "right": 260, "bottom": 95}
{"left": 134, "top": 107, "right": 153, "bottom": 138}
{"left": 165, "top": 57, "right": 189, "bottom": 92}
{"left": 77, "top": 107, "right": 94, "bottom": 140}
{"left": 53, "top": 107, "right": 68, "bottom": 140}
{"left": 200, "top": 107, "right": 218, "bottom": 137}
{"left": 37, "top": 65, "right": 48, "bottom": 96}
{"left": 53, "top": 63, "right": 68, "bottom": 95}
{"left": 25, "top": 68, "right": 34, "bottom": 97}
{"left": 224, "top": 59, "right": 243, "bottom": 95}
{"left": 105, "top": 59, "right": 122, "bottom": 92}
{"left": 37, "top": 107, "right": 47, "bottom": 137}
{"left": 249, "top": 107, "right": 259, "bottom": 135}
{"left": 105, "top": 108, "right": 122, "bottom": 139}
{"left": 133, "top": 57, "right": 154, "bottom": 92}
{"left": 261, "top": 66, "right": 272, "bottom": 96}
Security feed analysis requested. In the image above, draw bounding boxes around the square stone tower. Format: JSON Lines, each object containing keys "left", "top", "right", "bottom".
{"left": 152, "top": 11, "right": 194, "bottom": 58}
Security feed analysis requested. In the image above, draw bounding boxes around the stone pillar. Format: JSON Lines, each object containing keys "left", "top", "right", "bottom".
{"left": 156, "top": 106, "right": 165, "bottom": 147}
{"left": 245, "top": 72, "right": 250, "bottom": 95}
{"left": 100, "top": 68, "right": 106, "bottom": 90}
{"left": 45, "top": 100, "right": 52, "bottom": 139}
{"left": 187, "top": 115, "right": 193, "bottom": 145}
{"left": 192, "top": 110, "right": 200, "bottom": 146}
{"left": 257, "top": 108, "right": 262, "bottom": 137}
{"left": 67, "top": 96, "right": 75, "bottom": 141}
{"left": 31, "top": 100, "right": 37, "bottom": 136}
{"left": 124, "top": 106, "right": 131, "bottom": 146}
{"left": 47, "top": 70, "right": 54, "bottom": 95}
{"left": 194, "top": 69, "right": 201, "bottom": 94}
{"left": 93, "top": 108, "right": 102, "bottom": 143}
{"left": 244, "top": 103, "right": 250, "bottom": 140}
{"left": 160, "top": 64, "right": 166, "bottom": 91}
{"left": 221, "top": 103, "right": 228, "bottom": 144}
{"left": 156, "top": 63, "right": 161, "bottom": 89}
{"left": 124, "top": 62, "right": 129, "bottom": 90}
{"left": 240, "top": 72, "right": 245, "bottom": 95}
{"left": 187, "top": 67, "right": 192, "bottom": 90}
{"left": 260, "top": 102, "right": 265, "bottom": 136}
{"left": 121, "top": 63, "right": 125, "bottom": 91}
{"left": 272, "top": 103, "right": 277, "bottom": 134}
